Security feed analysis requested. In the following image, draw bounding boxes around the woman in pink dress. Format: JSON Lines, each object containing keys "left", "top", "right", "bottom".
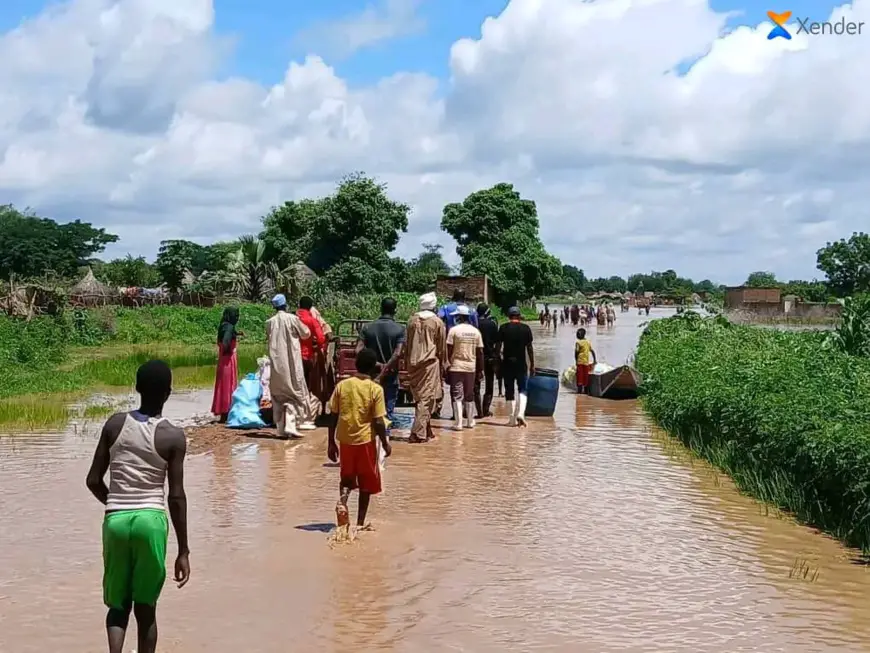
{"left": 212, "top": 307, "right": 241, "bottom": 422}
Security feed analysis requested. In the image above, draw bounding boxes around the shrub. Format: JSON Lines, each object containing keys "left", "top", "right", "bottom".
{"left": 635, "top": 313, "right": 870, "bottom": 552}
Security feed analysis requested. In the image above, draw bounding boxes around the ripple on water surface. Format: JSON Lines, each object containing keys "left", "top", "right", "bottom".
{"left": 2, "top": 309, "right": 870, "bottom": 652}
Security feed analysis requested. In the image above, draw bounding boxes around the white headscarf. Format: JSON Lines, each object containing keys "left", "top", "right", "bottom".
{"left": 419, "top": 292, "right": 437, "bottom": 311}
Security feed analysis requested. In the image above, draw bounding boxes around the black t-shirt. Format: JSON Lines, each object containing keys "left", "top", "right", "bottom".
{"left": 478, "top": 316, "right": 499, "bottom": 359}
{"left": 498, "top": 321, "right": 533, "bottom": 369}
{"left": 359, "top": 316, "right": 406, "bottom": 365}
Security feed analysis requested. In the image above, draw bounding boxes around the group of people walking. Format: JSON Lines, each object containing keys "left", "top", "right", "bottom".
{"left": 82, "top": 290, "right": 545, "bottom": 653}
{"left": 540, "top": 303, "right": 617, "bottom": 328}
{"left": 403, "top": 290, "right": 535, "bottom": 441}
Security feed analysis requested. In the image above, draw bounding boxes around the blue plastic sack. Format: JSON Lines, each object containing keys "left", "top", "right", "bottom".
{"left": 226, "top": 373, "right": 266, "bottom": 429}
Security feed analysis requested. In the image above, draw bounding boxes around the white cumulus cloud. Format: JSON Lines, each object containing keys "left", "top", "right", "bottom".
{"left": 1, "top": 0, "right": 868, "bottom": 282}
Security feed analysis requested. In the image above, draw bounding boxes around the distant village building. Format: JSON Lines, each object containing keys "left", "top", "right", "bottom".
{"left": 436, "top": 275, "right": 489, "bottom": 303}
{"left": 724, "top": 286, "right": 781, "bottom": 310}
{"left": 70, "top": 268, "right": 116, "bottom": 306}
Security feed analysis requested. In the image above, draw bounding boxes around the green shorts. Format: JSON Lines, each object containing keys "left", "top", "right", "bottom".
{"left": 102, "top": 509, "right": 169, "bottom": 609}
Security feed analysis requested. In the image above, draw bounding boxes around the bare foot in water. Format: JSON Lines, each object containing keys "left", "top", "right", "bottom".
{"left": 335, "top": 501, "right": 350, "bottom": 528}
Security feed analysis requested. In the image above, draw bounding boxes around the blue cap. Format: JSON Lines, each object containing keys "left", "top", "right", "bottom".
{"left": 271, "top": 293, "right": 287, "bottom": 308}
{"left": 507, "top": 306, "right": 521, "bottom": 317}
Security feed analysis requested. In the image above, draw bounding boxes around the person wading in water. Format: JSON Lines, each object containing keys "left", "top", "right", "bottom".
{"left": 405, "top": 293, "right": 446, "bottom": 443}
{"left": 474, "top": 303, "right": 499, "bottom": 419}
{"left": 434, "top": 289, "right": 477, "bottom": 418}
{"left": 496, "top": 306, "right": 535, "bottom": 427}
{"left": 86, "top": 360, "right": 190, "bottom": 653}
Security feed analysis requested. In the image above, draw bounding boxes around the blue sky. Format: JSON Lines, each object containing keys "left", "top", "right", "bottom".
{"left": 0, "top": 0, "right": 847, "bottom": 87}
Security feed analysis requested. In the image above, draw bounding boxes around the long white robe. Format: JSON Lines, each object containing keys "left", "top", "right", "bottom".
{"left": 266, "top": 310, "right": 317, "bottom": 433}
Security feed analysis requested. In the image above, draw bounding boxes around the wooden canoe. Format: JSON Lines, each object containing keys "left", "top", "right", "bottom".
{"left": 588, "top": 365, "right": 642, "bottom": 399}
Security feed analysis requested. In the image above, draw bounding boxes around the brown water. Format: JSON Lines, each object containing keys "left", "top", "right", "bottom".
{"left": 2, "top": 309, "right": 870, "bottom": 652}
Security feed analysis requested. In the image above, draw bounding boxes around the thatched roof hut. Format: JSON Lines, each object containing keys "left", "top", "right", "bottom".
{"left": 292, "top": 261, "right": 317, "bottom": 282}
{"left": 70, "top": 268, "right": 116, "bottom": 305}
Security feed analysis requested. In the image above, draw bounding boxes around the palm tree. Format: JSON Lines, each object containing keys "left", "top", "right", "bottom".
{"left": 227, "top": 236, "right": 282, "bottom": 301}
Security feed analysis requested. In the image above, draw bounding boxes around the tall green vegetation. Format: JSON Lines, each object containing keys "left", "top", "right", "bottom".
{"left": 260, "top": 173, "right": 411, "bottom": 294}
{"left": 441, "top": 183, "right": 562, "bottom": 305}
{"left": 0, "top": 205, "right": 118, "bottom": 279}
{"left": 636, "top": 312, "right": 870, "bottom": 552}
{"left": 816, "top": 232, "right": 870, "bottom": 296}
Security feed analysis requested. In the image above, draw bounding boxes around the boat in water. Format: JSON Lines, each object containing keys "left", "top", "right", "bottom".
{"left": 561, "top": 363, "right": 642, "bottom": 399}
{"left": 588, "top": 365, "right": 642, "bottom": 399}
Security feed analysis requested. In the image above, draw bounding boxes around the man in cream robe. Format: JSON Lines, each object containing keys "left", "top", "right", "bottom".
{"left": 404, "top": 293, "right": 446, "bottom": 443}
{"left": 266, "top": 294, "right": 318, "bottom": 437}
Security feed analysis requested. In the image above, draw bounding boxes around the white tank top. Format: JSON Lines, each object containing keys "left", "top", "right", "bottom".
{"left": 106, "top": 413, "right": 169, "bottom": 512}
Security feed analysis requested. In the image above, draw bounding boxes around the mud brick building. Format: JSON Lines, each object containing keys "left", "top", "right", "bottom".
{"left": 724, "top": 286, "right": 782, "bottom": 311}
{"left": 436, "top": 275, "right": 490, "bottom": 303}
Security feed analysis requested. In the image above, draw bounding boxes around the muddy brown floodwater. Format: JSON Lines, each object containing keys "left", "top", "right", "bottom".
{"left": 3, "top": 309, "right": 870, "bottom": 652}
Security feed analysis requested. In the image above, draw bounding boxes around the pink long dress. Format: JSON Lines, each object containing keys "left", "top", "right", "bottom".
{"left": 211, "top": 337, "right": 238, "bottom": 416}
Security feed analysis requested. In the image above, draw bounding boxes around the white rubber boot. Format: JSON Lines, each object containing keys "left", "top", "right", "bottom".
{"left": 452, "top": 401, "right": 464, "bottom": 431}
{"left": 517, "top": 393, "right": 528, "bottom": 427}
{"left": 284, "top": 407, "right": 301, "bottom": 437}
{"left": 506, "top": 400, "right": 517, "bottom": 427}
{"left": 464, "top": 402, "right": 475, "bottom": 428}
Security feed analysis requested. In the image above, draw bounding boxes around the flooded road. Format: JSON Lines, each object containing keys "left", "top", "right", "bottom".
{"left": 3, "top": 309, "right": 870, "bottom": 651}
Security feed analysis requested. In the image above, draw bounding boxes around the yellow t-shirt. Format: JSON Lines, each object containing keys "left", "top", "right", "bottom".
{"left": 575, "top": 339, "right": 592, "bottom": 366}
{"left": 327, "top": 376, "right": 387, "bottom": 445}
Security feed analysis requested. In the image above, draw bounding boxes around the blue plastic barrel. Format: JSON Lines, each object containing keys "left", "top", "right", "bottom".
{"left": 525, "top": 367, "right": 560, "bottom": 417}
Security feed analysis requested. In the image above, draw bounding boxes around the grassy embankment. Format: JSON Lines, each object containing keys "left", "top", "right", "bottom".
{"left": 0, "top": 294, "right": 522, "bottom": 429}
{"left": 635, "top": 312, "right": 870, "bottom": 553}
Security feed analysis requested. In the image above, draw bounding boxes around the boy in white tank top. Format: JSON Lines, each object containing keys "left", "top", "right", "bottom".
{"left": 86, "top": 360, "right": 190, "bottom": 653}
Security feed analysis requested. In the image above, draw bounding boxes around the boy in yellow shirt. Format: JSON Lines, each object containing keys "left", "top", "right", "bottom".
{"left": 327, "top": 348, "right": 392, "bottom": 530}
{"left": 574, "top": 328, "right": 597, "bottom": 394}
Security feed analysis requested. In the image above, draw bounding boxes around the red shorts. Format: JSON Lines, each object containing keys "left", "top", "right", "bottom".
{"left": 339, "top": 441, "right": 382, "bottom": 494}
{"left": 576, "top": 363, "right": 592, "bottom": 387}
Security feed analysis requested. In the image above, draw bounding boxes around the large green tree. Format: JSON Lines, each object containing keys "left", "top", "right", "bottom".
{"left": 560, "top": 264, "right": 586, "bottom": 294}
{"left": 440, "top": 183, "right": 562, "bottom": 304}
{"left": 0, "top": 205, "right": 118, "bottom": 280}
{"left": 154, "top": 239, "right": 235, "bottom": 292}
{"left": 96, "top": 255, "right": 160, "bottom": 287}
{"left": 745, "top": 271, "right": 778, "bottom": 287}
{"left": 400, "top": 244, "right": 452, "bottom": 293}
{"left": 261, "top": 173, "right": 410, "bottom": 293}
{"left": 817, "top": 232, "right": 870, "bottom": 296}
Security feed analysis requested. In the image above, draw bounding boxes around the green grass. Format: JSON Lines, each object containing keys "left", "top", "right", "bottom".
{"left": 635, "top": 312, "right": 870, "bottom": 553}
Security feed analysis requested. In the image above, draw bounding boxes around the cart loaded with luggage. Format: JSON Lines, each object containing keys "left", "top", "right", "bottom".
{"left": 333, "top": 319, "right": 415, "bottom": 407}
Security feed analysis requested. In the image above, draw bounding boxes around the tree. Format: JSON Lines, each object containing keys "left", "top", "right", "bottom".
{"left": 401, "top": 244, "right": 452, "bottom": 293}
{"left": 96, "top": 255, "right": 161, "bottom": 288}
{"left": 155, "top": 240, "right": 206, "bottom": 292}
{"left": 745, "top": 271, "right": 778, "bottom": 287}
{"left": 226, "top": 236, "right": 281, "bottom": 301}
{"left": 694, "top": 279, "right": 716, "bottom": 293}
{"left": 0, "top": 205, "right": 118, "bottom": 280}
{"left": 560, "top": 265, "right": 586, "bottom": 294}
{"left": 261, "top": 173, "right": 410, "bottom": 293}
{"left": 817, "top": 232, "right": 870, "bottom": 296}
{"left": 441, "top": 183, "right": 562, "bottom": 305}
{"left": 781, "top": 279, "right": 830, "bottom": 302}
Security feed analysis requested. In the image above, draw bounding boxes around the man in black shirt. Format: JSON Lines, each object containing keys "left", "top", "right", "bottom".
{"left": 496, "top": 306, "right": 535, "bottom": 427}
{"left": 474, "top": 303, "right": 499, "bottom": 418}
{"left": 357, "top": 297, "right": 406, "bottom": 428}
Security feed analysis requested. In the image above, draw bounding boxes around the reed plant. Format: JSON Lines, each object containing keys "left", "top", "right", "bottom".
{"left": 635, "top": 312, "right": 870, "bottom": 553}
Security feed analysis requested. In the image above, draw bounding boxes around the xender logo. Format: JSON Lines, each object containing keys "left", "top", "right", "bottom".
{"left": 795, "top": 16, "right": 864, "bottom": 36}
